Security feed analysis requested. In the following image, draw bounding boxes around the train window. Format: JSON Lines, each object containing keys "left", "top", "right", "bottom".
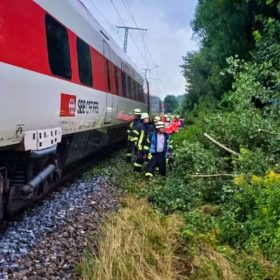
{"left": 136, "top": 82, "right": 139, "bottom": 100}
{"left": 77, "top": 38, "right": 93, "bottom": 86}
{"left": 45, "top": 14, "right": 71, "bottom": 79}
{"left": 140, "top": 86, "right": 144, "bottom": 102}
{"left": 106, "top": 60, "right": 111, "bottom": 92}
{"left": 139, "top": 84, "right": 142, "bottom": 101}
{"left": 128, "top": 76, "right": 132, "bottom": 99}
{"left": 131, "top": 80, "right": 135, "bottom": 100}
{"left": 135, "top": 83, "right": 138, "bottom": 101}
{"left": 137, "top": 83, "right": 141, "bottom": 101}
{"left": 114, "top": 66, "right": 119, "bottom": 95}
{"left": 121, "top": 71, "right": 127, "bottom": 97}
{"left": 133, "top": 80, "right": 137, "bottom": 100}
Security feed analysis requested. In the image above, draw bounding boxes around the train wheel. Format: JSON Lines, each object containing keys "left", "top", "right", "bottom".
{"left": 6, "top": 185, "right": 32, "bottom": 218}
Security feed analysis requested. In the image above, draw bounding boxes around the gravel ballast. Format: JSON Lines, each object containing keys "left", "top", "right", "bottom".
{"left": 0, "top": 176, "right": 120, "bottom": 279}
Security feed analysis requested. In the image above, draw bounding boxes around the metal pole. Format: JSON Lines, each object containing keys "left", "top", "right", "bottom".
{"left": 146, "top": 79, "right": 150, "bottom": 114}
{"left": 116, "top": 26, "right": 148, "bottom": 53}
{"left": 142, "top": 66, "right": 159, "bottom": 114}
{"left": 123, "top": 28, "right": 129, "bottom": 53}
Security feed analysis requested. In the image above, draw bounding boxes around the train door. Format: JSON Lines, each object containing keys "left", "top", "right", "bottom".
{"left": 103, "top": 41, "right": 114, "bottom": 124}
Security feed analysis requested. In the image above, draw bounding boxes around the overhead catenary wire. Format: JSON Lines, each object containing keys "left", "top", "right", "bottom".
{"left": 120, "top": 0, "right": 149, "bottom": 62}
{"left": 116, "top": 25, "right": 147, "bottom": 53}
{"left": 121, "top": 0, "right": 158, "bottom": 67}
{"left": 82, "top": 0, "right": 159, "bottom": 89}
{"left": 110, "top": 0, "right": 161, "bottom": 96}
{"left": 110, "top": 0, "right": 149, "bottom": 66}
{"left": 81, "top": 0, "right": 123, "bottom": 45}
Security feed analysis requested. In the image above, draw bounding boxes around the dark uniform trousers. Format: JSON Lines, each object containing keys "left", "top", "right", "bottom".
{"left": 147, "top": 152, "right": 166, "bottom": 176}
{"left": 126, "top": 121, "right": 140, "bottom": 163}
{"left": 126, "top": 140, "right": 135, "bottom": 163}
{"left": 134, "top": 150, "right": 147, "bottom": 172}
{"left": 133, "top": 123, "right": 150, "bottom": 172}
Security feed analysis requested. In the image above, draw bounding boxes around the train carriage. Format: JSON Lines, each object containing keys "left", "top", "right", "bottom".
{"left": 0, "top": 0, "right": 149, "bottom": 218}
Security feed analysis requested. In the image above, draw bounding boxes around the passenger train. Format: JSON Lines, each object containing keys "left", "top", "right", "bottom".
{"left": 0, "top": 0, "right": 154, "bottom": 218}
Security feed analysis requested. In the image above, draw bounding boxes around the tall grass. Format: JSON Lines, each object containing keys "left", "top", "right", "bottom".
{"left": 79, "top": 151, "right": 279, "bottom": 279}
{"left": 79, "top": 197, "right": 182, "bottom": 280}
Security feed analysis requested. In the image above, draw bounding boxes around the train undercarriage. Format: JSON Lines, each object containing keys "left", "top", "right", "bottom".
{"left": 0, "top": 125, "right": 127, "bottom": 220}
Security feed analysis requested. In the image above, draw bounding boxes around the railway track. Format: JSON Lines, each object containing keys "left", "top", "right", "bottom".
{"left": 2, "top": 142, "right": 124, "bottom": 220}
{"left": 0, "top": 146, "right": 123, "bottom": 279}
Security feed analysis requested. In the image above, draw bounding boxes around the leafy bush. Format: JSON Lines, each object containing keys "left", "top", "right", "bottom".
{"left": 144, "top": 18, "right": 280, "bottom": 278}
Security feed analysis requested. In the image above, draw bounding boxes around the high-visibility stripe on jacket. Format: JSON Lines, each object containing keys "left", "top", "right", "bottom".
{"left": 136, "top": 122, "right": 150, "bottom": 151}
{"left": 127, "top": 122, "right": 133, "bottom": 141}
{"left": 131, "top": 129, "right": 139, "bottom": 142}
{"left": 127, "top": 117, "right": 141, "bottom": 142}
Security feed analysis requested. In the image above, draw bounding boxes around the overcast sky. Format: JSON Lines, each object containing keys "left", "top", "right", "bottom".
{"left": 82, "top": 0, "right": 198, "bottom": 99}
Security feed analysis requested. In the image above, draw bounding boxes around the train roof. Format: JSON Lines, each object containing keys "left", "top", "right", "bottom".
{"left": 34, "top": 0, "right": 144, "bottom": 84}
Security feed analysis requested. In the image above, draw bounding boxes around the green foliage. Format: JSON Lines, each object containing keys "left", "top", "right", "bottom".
{"left": 228, "top": 174, "right": 280, "bottom": 261}
{"left": 145, "top": 15, "right": 280, "bottom": 278}
{"left": 181, "top": 0, "right": 252, "bottom": 111}
{"left": 181, "top": 0, "right": 280, "bottom": 112}
{"left": 163, "top": 95, "right": 179, "bottom": 113}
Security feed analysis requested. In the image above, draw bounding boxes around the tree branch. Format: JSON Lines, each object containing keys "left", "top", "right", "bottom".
{"left": 189, "top": 173, "right": 235, "bottom": 178}
{"left": 257, "top": 128, "right": 279, "bottom": 136}
{"left": 204, "top": 133, "right": 239, "bottom": 156}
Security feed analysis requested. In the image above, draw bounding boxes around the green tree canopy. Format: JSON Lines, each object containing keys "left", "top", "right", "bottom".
{"left": 181, "top": 0, "right": 280, "bottom": 113}
{"left": 164, "top": 95, "right": 179, "bottom": 113}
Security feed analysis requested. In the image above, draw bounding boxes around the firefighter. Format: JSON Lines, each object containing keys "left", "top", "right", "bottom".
{"left": 126, "top": 108, "right": 141, "bottom": 163}
{"left": 149, "top": 116, "right": 161, "bottom": 133}
{"left": 145, "top": 121, "right": 173, "bottom": 178}
{"left": 161, "top": 114, "right": 167, "bottom": 123}
{"left": 134, "top": 112, "right": 150, "bottom": 172}
{"left": 164, "top": 115, "right": 180, "bottom": 134}
{"left": 165, "top": 116, "right": 171, "bottom": 126}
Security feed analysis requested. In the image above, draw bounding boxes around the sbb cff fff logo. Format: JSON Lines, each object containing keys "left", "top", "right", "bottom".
{"left": 60, "top": 93, "right": 76, "bottom": 117}
{"left": 68, "top": 98, "right": 76, "bottom": 115}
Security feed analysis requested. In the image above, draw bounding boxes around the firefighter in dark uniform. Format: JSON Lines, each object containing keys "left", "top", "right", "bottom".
{"left": 134, "top": 112, "right": 150, "bottom": 172}
{"left": 149, "top": 116, "right": 161, "bottom": 134}
{"left": 145, "top": 121, "right": 173, "bottom": 177}
{"left": 126, "top": 108, "right": 142, "bottom": 163}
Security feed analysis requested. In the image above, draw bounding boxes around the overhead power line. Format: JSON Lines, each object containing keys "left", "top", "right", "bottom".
{"left": 122, "top": 0, "right": 138, "bottom": 26}
{"left": 120, "top": 0, "right": 158, "bottom": 67}
{"left": 110, "top": 0, "right": 148, "bottom": 66}
{"left": 116, "top": 26, "right": 147, "bottom": 53}
{"left": 143, "top": 65, "right": 159, "bottom": 80}
{"left": 82, "top": 1, "right": 123, "bottom": 45}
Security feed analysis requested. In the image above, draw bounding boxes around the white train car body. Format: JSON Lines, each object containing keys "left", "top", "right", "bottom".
{"left": 0, "top": 0, "right": 154, "bottom": 217}
{"left": 0, "top": 0, "right": 147, "bottom": 153}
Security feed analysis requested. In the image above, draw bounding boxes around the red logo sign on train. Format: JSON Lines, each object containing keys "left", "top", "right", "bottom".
{"left": 60, "top": 93, "right": 77, "bottom": 117}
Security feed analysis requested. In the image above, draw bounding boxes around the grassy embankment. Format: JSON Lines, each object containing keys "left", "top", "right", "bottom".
{"left": 78, "top": 152, "right": 187, "bottom": 280}
{"left": 78, "top": 127, "right": 280, "bottom": 280}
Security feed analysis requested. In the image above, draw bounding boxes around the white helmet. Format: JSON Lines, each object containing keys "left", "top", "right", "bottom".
{"left": 156, "top": 121, "right": 165, "bottom": 129}
{"left": 154, "top": 116, "right": 161, "bottom": 122}
{"left": 133, "top": 108, "right": 142, "bottom": 115}
{"left": 141, "top": 112, "right": 149, "bottom": 120}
